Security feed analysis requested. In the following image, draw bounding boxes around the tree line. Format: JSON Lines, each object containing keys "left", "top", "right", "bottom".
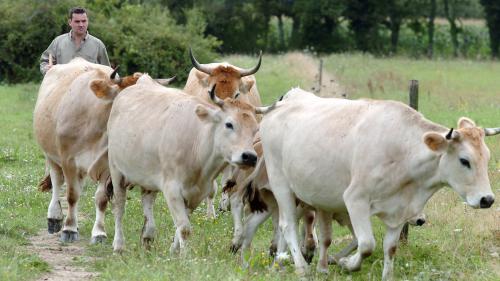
{"left": 1, "top": 0, "right": 500, "bottom": 83}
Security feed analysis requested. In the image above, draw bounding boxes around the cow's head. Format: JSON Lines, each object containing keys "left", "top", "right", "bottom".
{"left": 90, "top": 67, "right": 143, "bottom": 101}
{"left": 190, "top": 48, "right": 262, "bottom": 99}
{"left": 424, "top": 117, "right": 499, "bottom": 209}
{"left": 195, "top": 85, "right": 274, "bottom": 168}
{"left": 91, "top": 67, "right": 175, "bottom": 101}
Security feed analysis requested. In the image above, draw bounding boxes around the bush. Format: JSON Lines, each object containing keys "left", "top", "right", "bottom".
{"left": 0, "top": 1, "right": 219, "bottom": 84}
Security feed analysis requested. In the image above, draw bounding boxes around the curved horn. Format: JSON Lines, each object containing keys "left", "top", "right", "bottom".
{"left": 190, "top": 48, "right": 214, "bottom": 75}
{"left": 209, "top": 84, "right": 224, "bottom": 107}
{"left": 110, "top": 65, "right": 121, "bottom": 83}
{"left": 255, "top": 100, "right": 279, "bottom": 114}
{"left": 445, "top": 128, "right": 454, "bottom": 140}
{"left": 239, "top": 50, "right": 262, "bottom": 77}
{"left": 155, "top": 75, "right": 176, "bottom": 86}
{"left": 484, "top": 127, "right": 500, "bottom": 136}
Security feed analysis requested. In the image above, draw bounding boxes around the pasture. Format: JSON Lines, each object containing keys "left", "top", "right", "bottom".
{"left": 0, "top": 53, "right": 499, "bottom": 280}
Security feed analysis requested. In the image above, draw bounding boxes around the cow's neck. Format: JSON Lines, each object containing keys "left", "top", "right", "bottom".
{"left": 196, "top": 128, "right": 227, "bottom": 183}
{"left": 409, "top": 149, "right": 446, "bottom": 213}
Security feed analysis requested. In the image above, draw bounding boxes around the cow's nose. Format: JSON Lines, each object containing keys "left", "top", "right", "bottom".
{"left": 416, "top": 218, "right": 426, "bottom": 226}
{"left": 241, "top": 152, "right": 257, "bottom": 167}
{"left": 480, "top": 195, "right": 494, "bottom": 208}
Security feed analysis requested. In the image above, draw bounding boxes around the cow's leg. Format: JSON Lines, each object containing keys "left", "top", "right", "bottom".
{"left": 300, "top": 208, "right": 317, "bottom": 264}
{"left": 205, "top": 180, "right": 217, "bottom": 219}
{"left": 141, "top": 189, "right": 157, "bottom": 250}
{"left": 338, "top": 187, "right": 375, "bottom": 272}
{"left": 164, "top": 181, "right": 191, "bottom": 255}
{"left": 240, "top": 209, "right": 272, "bottom": 267}
{"left": 316, "top": 210, "right": 333, "bottom": 273}
{"left": 269, "top": 207, "right": 280, "bottom": 257}
{"left": 60, "top": 158, "right": 82, "bottom": 243}
{"left": 273, "top": 188, "right": 308, "bottom": 276}
{"left": 230, "top": 191, "right": 244, "bottom": 253}
{"left": 46, "top": 159, "right": 64, "bottom": 234}
{"left": 91, "top": 176, "right": 110, "bottom": 244}
{"left": 218, "top": 166, "right": 236, "bottom": 212}
{"left": 111, "top": 169, "right": 127, "bottom": 252}
{"left": 329, "top": 222, "right": 358, "bottom": 264}
{"left": 381, "top": 224, "right": 405, "bottom": 281}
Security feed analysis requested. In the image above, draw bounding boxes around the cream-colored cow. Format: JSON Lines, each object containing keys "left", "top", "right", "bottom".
{"left": 259, "top": 88, "right": 498, "bottom": 280}
{"left": 101, "top": 75, "right": 274, "bottom": 253}
{"left": 34, "top": 58, "right": 143, "bottom": 243}
{"left": 184, "top": 49, "right": 263, "bottom": 218}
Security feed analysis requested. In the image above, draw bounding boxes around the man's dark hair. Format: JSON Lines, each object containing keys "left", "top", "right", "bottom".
{"left": 68, "top": 7, "right": 86, "bottom": 19}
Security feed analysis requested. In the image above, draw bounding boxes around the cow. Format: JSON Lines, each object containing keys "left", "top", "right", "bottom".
{"left": 34, "top": 58, "right": 173, "bottom": 243}
{"left": 184, "top": 48, "right": 264, "bottom": 218}
{"left": 258, "top": 87, "right": 498, "bottom": 280}
{"left": 229, "top": 134, "right": 427, "bottom": 268}
{"left": 102, "top": 75, "right": 275, "bottom": 253}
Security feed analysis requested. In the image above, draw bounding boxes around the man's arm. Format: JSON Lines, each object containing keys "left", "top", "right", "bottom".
{"left": 40, "top": 40, "right": 57, "bottom": 75}
{"left": 98, "top": 44, "right": 111, "bottom": 67}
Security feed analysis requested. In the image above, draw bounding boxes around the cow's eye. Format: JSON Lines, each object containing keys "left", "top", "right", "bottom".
{"left": 225, "top": 122, "right": 234, "bottom": 130}
{"left": 235, "top": 92, "right": 240, "bottom": 99}
{"left": 459, "top": 158, "right": 471, "bottom": 169}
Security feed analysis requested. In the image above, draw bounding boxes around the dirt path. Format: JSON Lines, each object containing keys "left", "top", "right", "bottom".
{"left": 281, "top": 52, "right": 347, "bottom": 98}
{"left": 27, "top": 196, "right": 99, "bottom": 281}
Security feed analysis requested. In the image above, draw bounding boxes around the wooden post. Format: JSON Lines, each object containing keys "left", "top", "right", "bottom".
{"left": 400, "top": 79, "right": 419, "bottom": 243}
{"left": 409, "top": 80, "right": 419, "bottom": 111}
{"left": 318, "top": 59, "right": 323, "bottom": 95}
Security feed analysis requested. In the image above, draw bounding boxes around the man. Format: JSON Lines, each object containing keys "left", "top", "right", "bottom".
{"left": 40, "top": 7, "right": 110, "bottom": 75}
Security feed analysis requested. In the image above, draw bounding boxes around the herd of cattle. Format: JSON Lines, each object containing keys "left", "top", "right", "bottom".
{"left": 33, "top": 50, "right": 499, "bottom": 280}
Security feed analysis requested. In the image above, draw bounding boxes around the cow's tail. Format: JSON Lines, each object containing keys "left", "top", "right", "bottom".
{"left": 241, "top": 157, "right": 268, "bottom": 213}
{"left": 38, "top": 174, "right": 52, "bottom": 192}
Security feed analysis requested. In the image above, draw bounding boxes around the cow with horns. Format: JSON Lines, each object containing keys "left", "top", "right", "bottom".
{"left": 34, "top": 58, "right": 153, "bottom": 243}
{"left": 257, "top": 88, "right": 498, "bottom": 280}
{"left": 184, "top": 48, "right": 264, "bottom": 218}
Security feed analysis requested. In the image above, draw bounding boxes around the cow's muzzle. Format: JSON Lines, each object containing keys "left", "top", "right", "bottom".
{"left": 480, "top": 195, "right": 494, "bottom": 208}
{"left": 241, "top": 152, "right": 258, "bottom": 167}
{"left": 416, "top": 218, "right": 426, "bottom": 226}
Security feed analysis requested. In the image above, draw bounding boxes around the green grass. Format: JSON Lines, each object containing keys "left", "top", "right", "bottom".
{"left": 0, "top": 54, "right": 499, "bottom": 280}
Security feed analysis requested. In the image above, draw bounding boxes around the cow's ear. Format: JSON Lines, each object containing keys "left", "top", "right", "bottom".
{"left": 195, "top": 71, "right": 209, "bottom": 87}
{"left": 195, "top": 104, "right": 220, "bottom": 122}
{"left": 423, "top": 132, "right": 448, "bottom": 152}
{"left": 458, "top": 117, "right": 475, "bottom": 129}
{"left": 239, "top": 79, "right": 255, "bottom": 94}
{"left": 90, "top": 79, "right": 119, "bottom": 100}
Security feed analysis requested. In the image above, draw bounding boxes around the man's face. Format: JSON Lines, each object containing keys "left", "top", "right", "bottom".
{"left": 68, "top": 13, "right": 88, "bottom": 37}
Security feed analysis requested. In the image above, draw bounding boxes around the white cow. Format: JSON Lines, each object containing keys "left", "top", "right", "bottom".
{"left": 184, "top": 49, "right": 263, "bottom": 218}
{"left": 34, "top": 58, "right": 144, "bottom": 242}
{"left": 102, "top": 76, "right": 274, "bottom": 253}
{"left": 259, "top": 88, "right": 498, "bottom": 280}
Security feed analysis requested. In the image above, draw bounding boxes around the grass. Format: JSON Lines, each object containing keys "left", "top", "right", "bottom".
{"left": 0, "top": 53, "right": 499, "bottom": 280}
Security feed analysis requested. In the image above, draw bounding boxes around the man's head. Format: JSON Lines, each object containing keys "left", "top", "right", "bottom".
{"left": 68, "top": 7, "right": 88, "bottom": 38}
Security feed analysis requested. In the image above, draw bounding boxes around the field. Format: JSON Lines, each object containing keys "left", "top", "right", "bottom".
{"left": 0, "top": 53, "right": 499, "bottom": 280}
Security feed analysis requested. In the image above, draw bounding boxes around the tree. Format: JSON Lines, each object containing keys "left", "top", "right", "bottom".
{"left": 428, "top": 0, "right": 437, "bottom": 58}
{"left": 343, "top": 0, "right": 385, "bottom": 53}
{"left": 480, "top": 0, "right": 500, "bottom": 57}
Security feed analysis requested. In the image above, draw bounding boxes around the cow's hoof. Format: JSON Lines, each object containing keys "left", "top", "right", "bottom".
{"left": 90, "top": 235, "right": 107, "bottom": 244}
{"left": 60, "top": 230, "right": 79, "bottom": 243}
{"left": 303, "top": 251, "right": 314, "bottom": 264}
{"left": 230, "top": 243, "right": 241, "bottom": 254}
{"left": 268, "top": 244, "right": 277, "bottom": 257}
{"left": 142, "top": 237, "right": 154, "bottom": 250}
{"left": 47, "top": 218, "right": 63, "bottom": 234}
{"left": 327, "top": 255, "right": 338, "bottom": 265}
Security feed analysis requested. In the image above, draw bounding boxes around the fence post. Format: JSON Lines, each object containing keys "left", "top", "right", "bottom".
{"left": 318, "top": 59, "right": 323, "bottom": 95}
{"left": 400, "top": 79, "right": 419, "bottom": 243}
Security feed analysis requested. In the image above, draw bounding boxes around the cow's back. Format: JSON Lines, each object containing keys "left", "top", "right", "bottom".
{"left": 34, "top": 59, "right": 105, "bottom": 159}
{"left": 108, "top": 80, "right": 201, "bottom": 189}
{"left": 261, "top": 93, "right": 441, "bottom": 211}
